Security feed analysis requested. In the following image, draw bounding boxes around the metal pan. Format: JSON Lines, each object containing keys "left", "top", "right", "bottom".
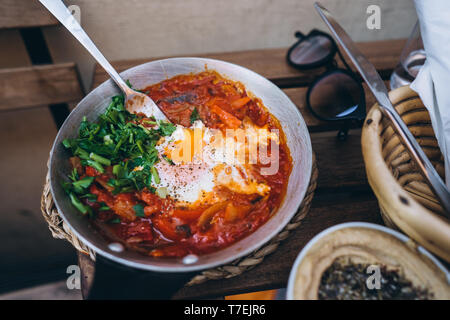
{"left": 49, "top": 57, "right": 312, "bottom": 273}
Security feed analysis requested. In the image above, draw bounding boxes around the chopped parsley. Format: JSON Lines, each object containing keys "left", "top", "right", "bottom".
{"left": 61, "top": 92, "right": 174, "bottom": 214}
{"left": 133, "top": 203, "right": 145, "bottom": 217}
{"left": 162, "top": 155, "right": 175, "bottom": 165}
{"left": 108, "top": 218, "right": 121, "bottom": 224}
{"left": 190, "top": 107, "right": 200, "bottom": 124}
{"left": 158, "top": 121, "right": 176, "bottom": 136}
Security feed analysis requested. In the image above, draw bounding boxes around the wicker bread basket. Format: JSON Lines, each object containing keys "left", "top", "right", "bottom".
{"left": 361, "top": 86, "right": 450, "bottom": 262}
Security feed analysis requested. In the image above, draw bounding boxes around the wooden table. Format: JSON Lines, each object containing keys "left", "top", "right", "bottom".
{"left": 90, "top": 38, "right": 405, "bottom": 299}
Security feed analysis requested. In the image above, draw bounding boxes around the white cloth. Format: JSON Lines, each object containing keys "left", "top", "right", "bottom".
{"left": 410, "top": 0, "right": 450, "bottom": 187}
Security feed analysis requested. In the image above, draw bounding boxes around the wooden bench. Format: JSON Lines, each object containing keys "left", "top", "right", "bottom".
{"left": 0, "top": 0, "right": 84, "bottom": 127}
{"left": 0, "top": 0, "right": 84, "bottom": 295}
{"left": 90, "top": 38, "right": 405, "bottom": 299}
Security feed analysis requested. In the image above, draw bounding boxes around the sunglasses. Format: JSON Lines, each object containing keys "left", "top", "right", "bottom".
{"left": 287, "top": 29, "right": 366, "bottom": 139}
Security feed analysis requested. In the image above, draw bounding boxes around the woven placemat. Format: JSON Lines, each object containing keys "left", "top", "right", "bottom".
{"left": 41, "top": 154, "right": 318, "bottom": 286}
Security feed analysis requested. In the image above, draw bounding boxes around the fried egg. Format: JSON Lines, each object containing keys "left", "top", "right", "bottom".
{"left": 152, "top": 120, "right": 276, "bottom": 205}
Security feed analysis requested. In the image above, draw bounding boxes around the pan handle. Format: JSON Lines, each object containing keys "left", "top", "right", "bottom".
{"left": 82, "top": 254, "right": 198, "bottom": 299}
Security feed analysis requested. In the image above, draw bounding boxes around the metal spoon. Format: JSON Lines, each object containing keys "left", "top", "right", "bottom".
{"left": 315, "top": 2, "right": 450, "bottom": 216}
{"left": 39, "top": 0, "right": 168, "bottom": 121}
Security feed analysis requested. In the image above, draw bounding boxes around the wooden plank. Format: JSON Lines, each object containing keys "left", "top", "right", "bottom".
{"left": 0, "top": 249, "right": 78, "bottom": 295}
{"left": 313, "top": 130, "right": 368, "bottom": 189}
{"left": 0, "top": 63, "right": 84, "bottom": 111}
{"left": 91, "top": 39, "right": 405, "bottom": 89}
{"left": 174, "top": 195, "right": 382, "bottom": 299}
{"left": 0, "top": 30, "right": 32, "bottom": 68}
{"left": 0, "top": 280, "right": 81, "bottom": 300}
{"left": 0, "top": 0, "right": 58, "bottom": 29}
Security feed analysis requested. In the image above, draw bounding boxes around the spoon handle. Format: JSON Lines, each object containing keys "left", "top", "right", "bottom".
{"left": 39, "top": 0, "right": 131, "bottom": 95}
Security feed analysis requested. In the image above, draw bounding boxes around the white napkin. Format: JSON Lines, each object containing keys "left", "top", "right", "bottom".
{"left": 410, "top": 0, "right": 450, "bottom": 187}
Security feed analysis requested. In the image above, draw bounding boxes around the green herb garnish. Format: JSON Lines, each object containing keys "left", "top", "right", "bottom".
{"left": 69, "top": 168, "right": 79, "bottom": 182}
{"left": 190, "top": 107, "right": 200, "bottom": 124}
{"left": 72, "top": 176, "right": 94, "bottom": 190}
{"left": 62, "top": 92, "right": 175, "bottom": 218}
{"left": 83, "top": 159, "right": 104, "bottom": 173}
{"left": 162, "top": 155, "right": 175, "bottom": 165}
{"left": 151, "top": 166, "right": 160, "bottom": 184}
{"left": 89, "top": 152, "right": 111, "bottom": 166}
{"left": 158, "top": 121, "right": 176, "bottom": 136}
{"left": 133, "top": 203, "right": 145, "bottom": 217}
{"left": 98, "top": 205, "right": 110, "bottom": 211}
{"left": 69, "top": 193, "right": 89, "bottom": 215}
{"left": 80, "top": 193, "right": 97, "bottom": 201}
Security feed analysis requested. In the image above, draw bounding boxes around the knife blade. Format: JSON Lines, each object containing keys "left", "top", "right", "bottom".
{"left": 314, "top": 2, "right": 450, "bottom": 216}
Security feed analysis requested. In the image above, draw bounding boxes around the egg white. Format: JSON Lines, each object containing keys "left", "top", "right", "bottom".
{"left": 151, "top": 120, "right": 272, "bottom": 205}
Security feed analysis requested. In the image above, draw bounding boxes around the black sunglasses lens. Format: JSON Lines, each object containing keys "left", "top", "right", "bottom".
{"left": 308, "top": 72, "right": 363, "bottom": 120}
{"left": 289, "top": 35, "right": 334, "bottom": 66}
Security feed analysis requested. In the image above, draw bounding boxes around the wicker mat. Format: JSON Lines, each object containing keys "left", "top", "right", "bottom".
{"left": 41, "top": 154, "right": 318, "bottom": 286}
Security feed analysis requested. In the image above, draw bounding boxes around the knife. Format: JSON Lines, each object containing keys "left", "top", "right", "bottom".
{"left": 314, "top": 2, "right": 450, "bottom": 216}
